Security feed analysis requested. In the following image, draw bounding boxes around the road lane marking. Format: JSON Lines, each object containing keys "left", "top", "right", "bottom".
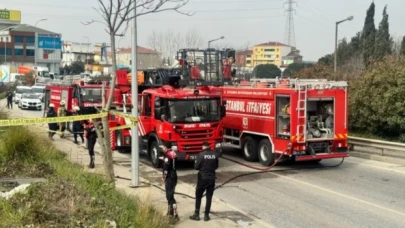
{"left": 270, "top": 172, "right": 405, "bottom": 217}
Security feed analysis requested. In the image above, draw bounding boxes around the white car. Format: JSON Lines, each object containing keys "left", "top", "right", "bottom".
{"left": 18, "top": 93, "right": 42, "bottom": 110}
{"left": 14, "top": 86, "right": 32, "bottom": 104}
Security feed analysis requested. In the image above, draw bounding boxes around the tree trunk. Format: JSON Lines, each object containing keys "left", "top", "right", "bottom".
{"left": 96, "top": 31, "right": 119, "bottom": 183}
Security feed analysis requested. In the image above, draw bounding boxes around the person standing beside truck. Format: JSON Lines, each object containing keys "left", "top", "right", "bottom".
{"left": 46, "top": 103, "right": 58, "bottom": 140}
{"left": 161, "top": 144, "right": 180, "bottom": 223}
{"left": 84, "top": 119, "right": 97, "bottom": 169}
{"left": 190, "top": 141, "right": 219, "bottom": 222}
{"left": 72, "top": 106, "right": 85, "bottom": 144}
{"left": 6, "top": 90, "right": 13, "bottom": 109}
{"left": 57, "top": 100, "right": 69, "bottom": 138}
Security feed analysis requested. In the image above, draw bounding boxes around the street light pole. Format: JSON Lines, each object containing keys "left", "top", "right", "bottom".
{"left": 35, "top": 18, "right": 47, "bottom": 27}
{"left": 83, "top": 36, "right": 89, "bottom": 70}
{"left": 208, "top": 36, "right": 224, "bottom": 81}
{"left": 334, "top": 16, "right": 353, "bottom": 80}
{"left": 131, "top": 0, "right": 139, "bottom": 187}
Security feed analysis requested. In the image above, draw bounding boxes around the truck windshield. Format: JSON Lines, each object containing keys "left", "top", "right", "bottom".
{"left": 167, "top": 98, "right": 220, "bottom": 123}
{"left": 81, "top": 88, "right": 102, "bottom": 102}
{"left": 16, "top": 88, "right": 32, "bottom": 94}
{"left": 32, "top": 87, "right": 44, "bottom": 93}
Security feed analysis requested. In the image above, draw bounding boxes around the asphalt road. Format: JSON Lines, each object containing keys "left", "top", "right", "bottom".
{"left": 9, "top": 105, "right": 405, "bottom": 228}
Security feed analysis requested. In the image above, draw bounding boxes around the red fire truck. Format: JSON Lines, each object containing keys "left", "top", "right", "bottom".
{"left": 43, "top": 81, "right": 103, "bottom": 115}
{"left": 212, "top": 78, "right": 349, "bottom": 166}
{"left": 109, "top": 48, "right": 234, "bottom": 168}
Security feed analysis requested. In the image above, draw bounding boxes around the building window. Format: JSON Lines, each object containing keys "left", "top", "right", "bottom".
{"left": 26, "top": 49, "right": 35, "bottom": 57}
{"left": 0, "top": 48, "right": 12, "bottom": 56}
{"left": 26, "top": 36, "right": 35, "bottom": 45}
{"left": 264, "top": 49, "right": 275, "bottom": 52}
{"left": 14, "top": 36, "right": 23, "bottom": 44}
{"left": 246, "top": 55, "right": 251, "bottom": 58}
{"left": 276, "top": 55, "right": 279, "bottom": 58}
{"left": 15, "top": 48, "right": 24, "bottom": 56}
{"left": 264, "top": 55, "right": 272, "bottom": 58}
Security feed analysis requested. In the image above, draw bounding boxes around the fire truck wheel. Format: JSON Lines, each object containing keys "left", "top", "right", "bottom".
{"left": 149, "top": 140, "right": 162, "bottom": 168}
{"left": 258, "top": 139, "right": 275, "bottom": 166}
{"left": 242, "top": 136, "right": 259, "bottom": 162}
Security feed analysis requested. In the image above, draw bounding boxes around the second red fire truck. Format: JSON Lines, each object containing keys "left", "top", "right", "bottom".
{"left": 214, "top": 78, "right": 349, "bottom": 166}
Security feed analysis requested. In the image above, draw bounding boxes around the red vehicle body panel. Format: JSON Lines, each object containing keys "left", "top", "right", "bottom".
{"left": 214, "top": 80, "right": 349, "bottom": 162}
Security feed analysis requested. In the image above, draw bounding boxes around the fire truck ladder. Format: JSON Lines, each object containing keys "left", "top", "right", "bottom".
{"left": 296, "top": 83, "right": 307, "bottom": 143}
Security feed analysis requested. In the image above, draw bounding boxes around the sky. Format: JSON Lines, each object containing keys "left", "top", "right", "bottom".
{"left": 2, "top": 0, "right": 405, "bottom": 61}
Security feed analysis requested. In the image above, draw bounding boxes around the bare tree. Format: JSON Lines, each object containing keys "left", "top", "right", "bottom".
{"left": 82, "top": 0, "right": 191, "bottom": 182}
{"left": 147, "top": 28, "right": 204, "bottom": 60}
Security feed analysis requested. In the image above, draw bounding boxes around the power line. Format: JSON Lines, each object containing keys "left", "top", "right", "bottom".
{"left": 283, "top": 0, "right": 297, "bottom": 47}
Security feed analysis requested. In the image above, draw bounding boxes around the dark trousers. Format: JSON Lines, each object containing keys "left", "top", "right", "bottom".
{"left": 7, "top": 99, "right": 12, "bottom": 108}
{"left": 87, "top": 137, "right": 96, "bottom": 156}
{"left": 74, "top": 133, "right": 84, "bottom": 143}
{"left": 165, "top": 177, "right": 177, "bottom": 206}
{"left": 195, "top": 178, "right": 215, "bottom": 214}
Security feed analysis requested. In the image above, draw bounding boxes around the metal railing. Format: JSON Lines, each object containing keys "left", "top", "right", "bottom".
{"left": 348, "top": 136, "right": 405, "bottom": 159}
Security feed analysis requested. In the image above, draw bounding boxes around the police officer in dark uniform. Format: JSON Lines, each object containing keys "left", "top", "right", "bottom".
{"left": 161, "top": 144, "right": 180, "bottom": 223}
{"left": 190, "top": 141, "right": 221, "bottom": 222}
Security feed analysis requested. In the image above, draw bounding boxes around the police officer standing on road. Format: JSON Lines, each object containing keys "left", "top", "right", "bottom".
{"left": 161, "top": 144, "right": 180, "bottom": 223}
{"left": 190, "top": 141, "right": 221, "bottom": 222}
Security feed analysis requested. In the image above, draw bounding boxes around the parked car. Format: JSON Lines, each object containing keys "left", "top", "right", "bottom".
{"left": 14, "top": 86, "right": 32, "bottom": 104}
{"left": 18, "top": 93, "right": 42, "bottom": 110}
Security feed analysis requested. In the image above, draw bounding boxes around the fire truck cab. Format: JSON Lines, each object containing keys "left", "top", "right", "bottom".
{"left": 216, "top": 78, "right": 349, "bottom": 166}
{"left": 109, "top": 48, "right": 234, "bottom": 168}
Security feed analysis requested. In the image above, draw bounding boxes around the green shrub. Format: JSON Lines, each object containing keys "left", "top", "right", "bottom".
{"left": 0, "top": 126, "right": 40, "bottom": 162}
{"left": 349, "top": 56, "right": 405, "bottom": 141}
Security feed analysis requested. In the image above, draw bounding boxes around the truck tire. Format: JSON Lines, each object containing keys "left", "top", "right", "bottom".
{"left": 258, "top": 139, "right": 275, "bottom": 166}
{"left": 116, "top": 130, "right": 127, "bottom": 153}
{"left": 242, "top": 136, "right": 258, "bottom": 162}
{"left": 149, "top": 140, "right": 162, "bottom": 168}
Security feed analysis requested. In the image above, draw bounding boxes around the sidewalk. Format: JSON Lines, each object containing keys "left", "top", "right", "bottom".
{"left": 47, "top": 134, "right": 272, "bottom": 228}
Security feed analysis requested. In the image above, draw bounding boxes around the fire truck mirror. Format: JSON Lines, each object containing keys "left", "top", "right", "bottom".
{"left": 220, "top": 105, "right": 226, "bottom": 118}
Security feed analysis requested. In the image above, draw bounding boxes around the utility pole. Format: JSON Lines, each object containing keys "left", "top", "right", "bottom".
{"left": 131, "top": 0, "right": 139, "bottom": 187}
{"left": 334, "top": 16, "right": 354, "bottom": 80}
{"left": 283, "top": 0, "right": 297, "bottom": 47}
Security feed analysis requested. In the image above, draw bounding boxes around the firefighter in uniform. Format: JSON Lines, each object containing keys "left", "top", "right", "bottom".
{"left": 57, "top": 100, "right": 68, "bottom": 138}
{"left": 190, "top": 141, "right": 221, "bottom": 222}
{"left": 161, "top": 144, "right": 180, "bottom": 223}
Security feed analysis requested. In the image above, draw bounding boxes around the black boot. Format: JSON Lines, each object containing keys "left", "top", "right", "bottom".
{"left": 189, "top": 210, "right": 200, "bottom": 221}
{"left": 171, "top": 204, "right": 179, "bottom": 223}
{"left": 204, "top": 213, "right": 210, "bottom": 221}
{"left": 89, "top": 156, "right": 95, "bottom": 169}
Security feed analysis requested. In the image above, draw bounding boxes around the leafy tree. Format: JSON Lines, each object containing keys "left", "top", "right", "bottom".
{"left": 400, "top": 36, "right": 405, "bottom": 56}
{"left": 375, "top": 5, "right": 392, "bottom": 61}
{"left": 70, "top": 61, "right": 84, "bottom": 74}
{"left": 253, "top": 64, "right": 281, "bottom": 78}
{"left": 349, "top": 56, "right": 405, "bottom": 141}
{"left": 363, "top": 2, "right": 376, "bottom": 67}
{"left": 318, "top": 54, "right": 333, "bottom": 65}
{"left": 283, "top": 62, "right": 314, "bottom": 77}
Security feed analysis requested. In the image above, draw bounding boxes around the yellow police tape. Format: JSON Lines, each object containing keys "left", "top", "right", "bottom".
{"left": 0, "top": 111, "right": 138, "bottom": 127}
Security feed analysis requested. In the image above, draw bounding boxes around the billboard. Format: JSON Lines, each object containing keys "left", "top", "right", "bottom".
{"left": 38, "top": 36, "right": 61, "bottom": 49}
{"left": 0, "top": 10, "right": 21, "bottom": 22}
{"left": 0, "top": 65, "right": 10, "bottom": 83}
